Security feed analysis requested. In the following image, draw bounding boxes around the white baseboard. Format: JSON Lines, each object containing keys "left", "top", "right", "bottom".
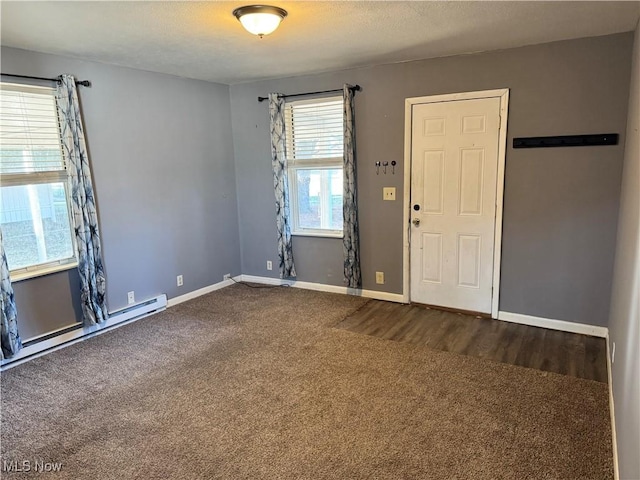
{"left": 239, "top": 275, "right": 406, "bottom": 303}
{"left": 167, "top": 277, "right": 240, "bottom": 307}
{"left": 606, "top": 335, "right": 619, "bottom": 479}
{"left": 497, "top": 311, "right": 609, "bottom": 338}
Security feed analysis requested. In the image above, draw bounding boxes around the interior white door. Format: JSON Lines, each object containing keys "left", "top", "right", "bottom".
{"left": 410, "top": 97, "right": 501, "bottom": 313}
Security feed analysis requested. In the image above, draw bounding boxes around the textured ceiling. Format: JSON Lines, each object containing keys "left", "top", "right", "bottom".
{"left": 1, "top": 1, "right": 639, "bottom": 84}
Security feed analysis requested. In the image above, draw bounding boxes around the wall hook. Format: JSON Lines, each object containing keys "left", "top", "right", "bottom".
{"left": 383, "top": 161, "right": 389, "bottom": 174}
{"left": 375, "top": 161, "right": 381, "bottom": 175}
{"left": 391, "top": 160, "right": 397, "bottom": 174}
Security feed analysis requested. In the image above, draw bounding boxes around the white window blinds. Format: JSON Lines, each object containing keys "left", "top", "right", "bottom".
{"left": 285, "top": 98, "right": 343, "bottom": 163}
{"left": 0, "top": 83, "right": 65, "bottom": 176}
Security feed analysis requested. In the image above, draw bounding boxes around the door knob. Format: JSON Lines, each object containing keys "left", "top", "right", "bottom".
{"left": 412, "top": 218, "right": 420, "bottom": 227}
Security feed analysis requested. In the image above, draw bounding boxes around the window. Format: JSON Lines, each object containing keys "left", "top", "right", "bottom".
{"left": 0, "top": 82, "right": 76, "bottom": 280}
{"left": 285, "top": 96, "right": 344, "bottom": 237}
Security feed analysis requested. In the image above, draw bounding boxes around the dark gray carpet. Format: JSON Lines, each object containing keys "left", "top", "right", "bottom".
{"left": 1, "top": 285, "right": 613, "bottom": 479}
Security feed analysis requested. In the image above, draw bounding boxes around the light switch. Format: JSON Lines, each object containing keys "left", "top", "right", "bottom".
{"left": 383, "top": 187, "right": 396, "bottom": 201}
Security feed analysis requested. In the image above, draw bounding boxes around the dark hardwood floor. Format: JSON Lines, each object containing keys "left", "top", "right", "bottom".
{"left": 336, "top": 300, "right": 608, "bottom": 383}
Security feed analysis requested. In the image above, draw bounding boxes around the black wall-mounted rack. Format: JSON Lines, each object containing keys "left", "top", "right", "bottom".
{"left": 513, "top": 133, "right": 618, "bottom": 149}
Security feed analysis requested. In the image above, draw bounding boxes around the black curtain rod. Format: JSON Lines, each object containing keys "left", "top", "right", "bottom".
{"left": 1, "top": 73, "right": 91, "bottom": 87}
{"left": 258, "top": 84, "right": 361, "bottom": 103}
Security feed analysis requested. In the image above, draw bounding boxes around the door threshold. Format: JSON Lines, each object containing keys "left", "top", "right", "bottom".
{"left": 410, "top": 302, "right": 492, "bottom": 319}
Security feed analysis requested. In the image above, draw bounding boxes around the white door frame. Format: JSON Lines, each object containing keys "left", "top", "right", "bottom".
{"left": 402, "top": 89, "right": 509, "bottom": 318}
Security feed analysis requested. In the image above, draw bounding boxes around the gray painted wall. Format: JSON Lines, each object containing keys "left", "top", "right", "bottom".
{"left": 230, "top": 33, "right": 632, "bottom": 327}
{"left": 12, "top": 269, "right": 83, "bottom": 340}
{"left": 2, "top": 47, "right": 241, "bottom": 340}
{"left": 609, "top": 21, "right": 640, "bottom": 480}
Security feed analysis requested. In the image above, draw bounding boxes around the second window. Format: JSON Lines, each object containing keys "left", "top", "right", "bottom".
{"left": 285, "top": 96, "right": 344, "bottom": 237}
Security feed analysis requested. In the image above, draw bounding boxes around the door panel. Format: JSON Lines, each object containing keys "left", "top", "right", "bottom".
{"left": 457, "top": 234, "right": 481, "bottom": 288}
{"left": 410, "top": 97, "right": 501, "bottom": 313}
{"left": 459, "top": 148, "right": 484, "bottom": 215}
{"left": 421, "top": 233, "right": 442, "bottom": 283}
{"left": 423, "top": 151, "right": 444, "bottom": 214}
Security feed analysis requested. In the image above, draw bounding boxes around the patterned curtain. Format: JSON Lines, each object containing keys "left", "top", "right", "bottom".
{"left": 343, "top": 84, "right": 362, "bottom": 288}
{"left": 56, "top": 75, "right": 108, "bottom": 325}
{"left": 268, "top": 93, "right": 296, "bottom": 279}
{"left": 0, "top": 229, "right": 21, "bottom": 360}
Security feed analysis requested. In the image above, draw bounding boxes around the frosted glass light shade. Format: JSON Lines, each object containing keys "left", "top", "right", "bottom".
{"left": 233, "top": 5, "right": 287, "bottom": 37}
{"left": 239, "top": 13, "right": 281, "bottom": 36}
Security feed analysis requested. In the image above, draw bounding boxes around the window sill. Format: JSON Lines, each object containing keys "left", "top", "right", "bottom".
{"left": 10, "top": 261, "right": 78, "bottom": 283}
{"left": 291, "top": 231, "right": 344, "bottom": 239}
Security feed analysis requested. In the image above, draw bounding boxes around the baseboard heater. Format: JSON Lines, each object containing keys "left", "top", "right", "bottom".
{"left": 1, "top": 294, "right": 168, "bottom": 370}
{"left": 108, "top": 294, "right": 168, "bottom": 324}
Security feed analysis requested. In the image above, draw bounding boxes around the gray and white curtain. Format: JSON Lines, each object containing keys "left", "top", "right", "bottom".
{"left": 56, "top": 75, "right": 108, "bottom": 325}
{"left": 0, "top": 229, "right": 21, "bottom": 360}
{"left": 268, "top": 93, "right": 296, "bottom": 279}
{"left": 343, "top": 84, "right": 361, "bottom": 288}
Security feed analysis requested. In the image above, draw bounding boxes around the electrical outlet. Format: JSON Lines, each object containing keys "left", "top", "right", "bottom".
{"left": 127, "top": 291, "right": 135, "bottom": 305}
{"left": 383, "top": 187, "right": 396, "bottom": 201}
{"left": 177, "top": 275, "right": 183, "bottom": 287}
{"left": 266, "top": 261, "right": 273, "bottom": 271}
{"left": 612, "top": 341, "right": 616, "bottom": 364}
{"left": 223, "top": 273, "right": 231, "bottom": 281}
{"left": 375, "top": 271, "right": 385, "bottom": 284}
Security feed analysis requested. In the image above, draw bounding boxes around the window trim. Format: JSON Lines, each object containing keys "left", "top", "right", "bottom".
{"left": 1, "top": 171, "right": 67, "bottom": 187}
{"left": 10, "top": 258, "right": 78, "bottom": 283}
{"left": 1, "top": 81, "right": 78, "bottom": 280}
{"left": 285, "top": 95, "right": 344, "bottom": 238}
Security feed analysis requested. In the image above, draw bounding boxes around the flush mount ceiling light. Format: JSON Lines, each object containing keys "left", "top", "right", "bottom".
{"left": 233, "top": 5, "right": 288, "bottom": 38}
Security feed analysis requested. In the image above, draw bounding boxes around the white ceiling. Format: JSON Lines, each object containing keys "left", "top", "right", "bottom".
{"left": 1, "top": 1, "right": 639, "bottom": 85}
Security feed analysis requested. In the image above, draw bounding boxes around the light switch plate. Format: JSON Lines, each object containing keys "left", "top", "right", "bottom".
{"left": 383, "top": 187, "right": 396, "bottom": 201}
